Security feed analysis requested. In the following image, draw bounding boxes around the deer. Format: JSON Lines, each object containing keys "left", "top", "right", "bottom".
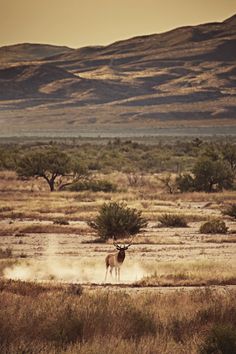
{"left": 104, "top": 238, "right": 133, "bottom": 282}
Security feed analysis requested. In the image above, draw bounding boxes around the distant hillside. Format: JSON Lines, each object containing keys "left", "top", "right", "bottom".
{"left": 0, "top": 15, "right": 235, "bottom": 136}
{"left": 0, "top": 43, "right": 73, "bottom": 63}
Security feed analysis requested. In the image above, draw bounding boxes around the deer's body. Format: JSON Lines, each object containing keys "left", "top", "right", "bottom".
{"left": 105, "top": 242, "right": 132, "bottom": 282}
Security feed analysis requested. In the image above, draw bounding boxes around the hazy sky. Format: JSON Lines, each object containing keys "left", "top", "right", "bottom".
{"left": 1, "top": 0, "right": 235, "bottom": 48}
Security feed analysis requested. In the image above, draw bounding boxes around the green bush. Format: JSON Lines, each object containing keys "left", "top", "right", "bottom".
{"left": 200, "top": 324, "right": 236, "bottom": 354}
{"left": 88, "top": 202, "right": 147, "bottom": 241}
{"left": 158, "top": 214, "right": 188, "bottom": 227}
{"left": 199, "top": 220, "right": 228, "bottom": 234}
{"left": 223, "top": 204, "right": 236, "bottom": 219}
{"left": 69, "top": 179, "right": 116, "bottom": 192}
{"left": 193, "top": 157, "right": 234, "bottom": 192}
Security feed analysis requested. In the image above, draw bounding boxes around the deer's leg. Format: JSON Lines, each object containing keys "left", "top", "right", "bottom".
{"left": 115, "top": 267, "right": 118, "bottom": 282}
{"left": 105, "top": 265, "right": 109, "bottom": 282}
{"left": 110, "top": 266, "right": 113, "bottom": 278}
{"left": 118, "top": 267, "right": 120, "bottom": 282}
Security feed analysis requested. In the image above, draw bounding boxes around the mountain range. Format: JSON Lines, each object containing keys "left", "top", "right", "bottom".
{"left": 0, "top": 14, "right": 236, "bottom": 136}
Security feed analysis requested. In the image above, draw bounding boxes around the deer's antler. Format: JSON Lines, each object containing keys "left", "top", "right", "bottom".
{"left": 113, "top": 241, "right": 121, "bottom": 250}
{"left": 126, "top": 236, "right": 135, "bottom": 248}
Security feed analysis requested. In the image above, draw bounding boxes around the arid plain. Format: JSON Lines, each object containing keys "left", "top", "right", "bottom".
{"left": 0, "top": 166, "right": 236, "bottom": 353}
{"left": 0, "top": 12, "right": 236, "bottom": 353}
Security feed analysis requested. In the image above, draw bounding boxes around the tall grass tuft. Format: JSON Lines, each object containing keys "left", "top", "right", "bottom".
{"left": 158, "top": 214, "right": 188, "bottom": 227}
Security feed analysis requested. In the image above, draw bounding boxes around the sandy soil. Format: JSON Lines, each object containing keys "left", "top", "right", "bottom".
{"left": 1, "top": 216, "right": 235, "bottom": 286}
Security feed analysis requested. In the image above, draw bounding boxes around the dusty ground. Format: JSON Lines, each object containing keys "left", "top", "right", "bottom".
{"left": 0, "top": 172, "right": 236, "bottom": 289}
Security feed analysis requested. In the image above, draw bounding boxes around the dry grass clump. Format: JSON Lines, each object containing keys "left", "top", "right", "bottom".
{"left": 199, "top": 220, "right": 228, "bottom": 234}
{"left": 158, "top": 214, "right": 188, "bottom": 227}
{"left": 0, "top": 282, "right": 235, "bottom": 354}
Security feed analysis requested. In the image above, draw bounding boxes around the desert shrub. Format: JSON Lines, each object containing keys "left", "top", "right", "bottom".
{"left": 200, "top": 220, "right": 228, "bottom": 234}
{"left": 200, "top": 324, "right": 236, "bottom": 354}
{"left": 0, "top": 248, "right": 12, "bottom": 259}
{"left": 158, "top": 214, "right": 188, "bottom": 227}
{"left": 223, "top": 204, "right": 236, "bottom": 219}
{"left": 88, "top": 202, "right": 147, "bottom": 240}
{"left": 53, "top": 218, "right": 69, "bottom": 225}
{"left": 69, "top": 179, "right": 116, "bottom": 192}
{"left": 176, "top": 173, "right": 195, "bottom": 192}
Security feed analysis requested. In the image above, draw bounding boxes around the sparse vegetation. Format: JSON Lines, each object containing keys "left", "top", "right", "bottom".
{"left": 200, "top": 220, "right": 228, "bottom": 234}
{"left": 158, "top": 213, "right": 188, "bottom": 227}
{"left": 0, "top": 138, "right": 236, "bottom": 353}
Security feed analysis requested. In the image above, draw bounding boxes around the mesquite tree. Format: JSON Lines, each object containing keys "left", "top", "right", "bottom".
{"left": 16, "top": 148, "right": 87, "bottom": 191}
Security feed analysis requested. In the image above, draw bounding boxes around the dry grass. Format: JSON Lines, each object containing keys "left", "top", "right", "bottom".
{"left": 0, "top": 168, "right": 236, "bottom": 352}
{"left": 19, "top": 224, "right": 87, "bottom": 235}
{"left": 136, "top": 259, "right": 236, "bottom": 287}
{"left": 204, "top": 236, "right": 236, "bottom": 243}
{"left": 0, "top": 222, "right": 91, "bottom": 236}
{"left": 0, "top": 280, "right": 235, "bottom": 353}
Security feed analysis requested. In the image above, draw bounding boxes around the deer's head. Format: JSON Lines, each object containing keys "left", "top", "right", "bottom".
{"left": 113, "top": 237, "right": 133, "bottom": 252}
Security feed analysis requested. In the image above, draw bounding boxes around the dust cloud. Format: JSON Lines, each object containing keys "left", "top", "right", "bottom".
{"left": 3, "top": 235, "right": 148, "bottom": 284}
{"left": 4, "top": 259, "right": 147, "bottom": 284}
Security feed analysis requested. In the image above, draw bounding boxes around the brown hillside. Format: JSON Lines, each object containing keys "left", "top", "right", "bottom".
{"left": 0, "top": 15, "right": 235, "bottom": 136}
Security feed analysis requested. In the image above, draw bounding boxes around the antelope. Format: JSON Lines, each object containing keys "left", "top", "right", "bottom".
{"left": 104, "top": 239, "right": 133, "bottom": 282}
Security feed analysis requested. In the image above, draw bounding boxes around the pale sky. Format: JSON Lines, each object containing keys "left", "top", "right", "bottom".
{"left": 1, "top": 0, "right": 235, "bottom": 48}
